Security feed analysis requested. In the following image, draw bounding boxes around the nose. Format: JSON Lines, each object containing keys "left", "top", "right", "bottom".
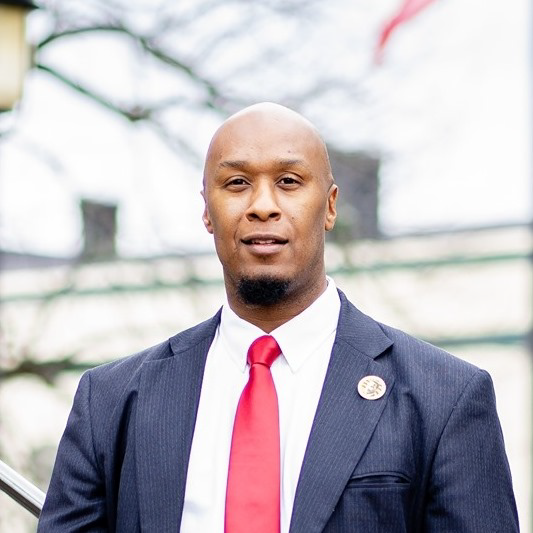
{"left": 245, "top": 181, "right": 281, "bottom": 222}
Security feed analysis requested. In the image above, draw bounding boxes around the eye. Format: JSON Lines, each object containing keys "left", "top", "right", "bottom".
{"left": 278, "top": 175, "right": 300, "bottom": 187}
{"left": 225, "top": 177, "right": 249, "bottom": 189}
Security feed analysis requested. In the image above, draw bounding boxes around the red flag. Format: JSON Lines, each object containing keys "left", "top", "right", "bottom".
{"left": 375, "top": 0, "right": 437, "bottom": 62}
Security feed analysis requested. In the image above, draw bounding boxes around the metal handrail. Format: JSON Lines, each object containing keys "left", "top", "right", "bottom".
{"left": 0, "top": 458, "right": 45, "bottom": 518}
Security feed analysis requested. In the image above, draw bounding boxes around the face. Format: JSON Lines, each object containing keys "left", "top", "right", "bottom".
{"left": 202, "top": 107, "right": 337, "bottom": 302}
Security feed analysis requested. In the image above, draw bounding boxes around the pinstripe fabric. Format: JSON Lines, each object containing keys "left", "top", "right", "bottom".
{"left": 38, "top": 312, "right": 221, "bottom": 533}
{"left": 38, "top": 293, "right": 518, "bottom": 533}
{"left": 290, "top": 297, "right": 518, "bottom": 532}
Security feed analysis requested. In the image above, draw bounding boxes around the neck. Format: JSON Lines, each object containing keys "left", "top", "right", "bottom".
{"left": 226, "top": 276, "right": 328, "bottom": 333}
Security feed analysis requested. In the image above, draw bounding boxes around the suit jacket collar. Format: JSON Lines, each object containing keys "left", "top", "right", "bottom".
{"left": 135, "top": 291, "right": 394, "bottom": 532}
{"left": 136, "top": 311, "right": 221, "bottom": 531}
{"left": 288, "top": 290, "right": 395, "bottom": 533}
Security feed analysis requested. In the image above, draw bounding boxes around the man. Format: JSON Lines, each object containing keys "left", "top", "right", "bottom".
{"left": 38, "top": 103, "right": 519, "bottom": 532}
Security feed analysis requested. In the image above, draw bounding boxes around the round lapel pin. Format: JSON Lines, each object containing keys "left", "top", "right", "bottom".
{"left": 358, "top": 375, "right": 386, "bottom": 400}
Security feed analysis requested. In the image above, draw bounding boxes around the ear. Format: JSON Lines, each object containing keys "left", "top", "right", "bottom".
{"left": 201, "top": 189, "right": 213, "bottom": 234}
{"left": 325, "top": 184, "right": 338, "bottom": 231}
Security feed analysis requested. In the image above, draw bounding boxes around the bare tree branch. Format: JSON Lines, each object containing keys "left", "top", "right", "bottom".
{"left": 37, "top": 24, "right": 129, "bottom": 49}
{"left": 36, "top": 24, "right": 233, "bottom": 111}
{"left": 35, "top": 63, "right": 152, "bottom": 122}
{"left": 0, "top": 356, "right": 94, "bottom": 385}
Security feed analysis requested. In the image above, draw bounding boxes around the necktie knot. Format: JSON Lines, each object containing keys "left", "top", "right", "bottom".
{"left": 247, "top": 335, "right": 281, "bottom": 368}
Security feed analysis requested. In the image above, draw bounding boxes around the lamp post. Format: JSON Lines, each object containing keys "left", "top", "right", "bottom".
{"left": 0, "top": 0, "right": 37, "bottom": 112}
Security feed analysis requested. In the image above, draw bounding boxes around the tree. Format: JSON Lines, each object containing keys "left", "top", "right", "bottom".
{"left": 1, "top": 0, "right": 342, "bottom": 384}
{"left": 27, "top": 0, "right": 326, "bottom": 160}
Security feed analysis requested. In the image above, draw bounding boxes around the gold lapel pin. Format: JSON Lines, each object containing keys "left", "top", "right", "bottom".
{"left": 358, "top": 375, "right": 386, "bottom": 400}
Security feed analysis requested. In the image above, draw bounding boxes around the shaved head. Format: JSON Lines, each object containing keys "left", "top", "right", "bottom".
{"left": 203, "top": 102, "right": 333, "bottom": 189}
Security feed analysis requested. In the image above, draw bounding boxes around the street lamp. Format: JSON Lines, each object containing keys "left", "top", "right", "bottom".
{"left": 0, "top": 0, "right": 37, "bottom": 112}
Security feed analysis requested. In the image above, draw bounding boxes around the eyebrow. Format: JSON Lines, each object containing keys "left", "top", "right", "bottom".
{"left": 218, "top": 159, "right": 306, "bottom": 170}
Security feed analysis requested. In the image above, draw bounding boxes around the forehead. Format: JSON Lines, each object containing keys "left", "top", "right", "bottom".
{"left": 205, "top": 112, "right": 328, "bottom": 175}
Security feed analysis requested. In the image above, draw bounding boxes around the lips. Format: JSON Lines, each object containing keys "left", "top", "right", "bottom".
{"left": 241, "top": 234, "right": 288, "bottom": 245}
{"left": 241, "top": 234, "right": 288, "bottom": 255}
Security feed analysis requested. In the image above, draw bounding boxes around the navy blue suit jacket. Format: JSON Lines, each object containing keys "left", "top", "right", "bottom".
{"left": 38, "top": 291, "right": 519, "bottom": 532}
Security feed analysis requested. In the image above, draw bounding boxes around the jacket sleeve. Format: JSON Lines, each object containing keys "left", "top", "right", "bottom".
{"left": 424, "top": 369, "right": 519, "bottom": 532}
{"left": 37, "top": 371, "right": 107, "bottom": 532}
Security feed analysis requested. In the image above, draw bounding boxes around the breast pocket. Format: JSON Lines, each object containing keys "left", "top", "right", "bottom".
{"left": 325, "top": 472, "right": 412, "bottom": 533}
{"left": 347, "top": 471, "right": 411, "bottom": 488}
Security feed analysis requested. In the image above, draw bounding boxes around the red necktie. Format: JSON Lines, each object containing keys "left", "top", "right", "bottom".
{"left": 225, "top": 335, "right": 281, "bottom": 533}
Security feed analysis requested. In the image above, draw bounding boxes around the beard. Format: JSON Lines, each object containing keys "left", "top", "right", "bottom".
{"left": 237, "top": 276, "right": 291, "bottom": 306}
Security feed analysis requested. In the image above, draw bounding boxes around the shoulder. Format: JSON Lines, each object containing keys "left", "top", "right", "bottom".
{"left": 337, "top": 289, "right": 486, "bottom": 399}
{"left": 82, "top": 310, "right": 221, "bottom": 397}
{"left": 377, "top": 320, "right": 489, "bottom": 398}
{"left": 379, "top": 320, "right": 479, "bottom": 374}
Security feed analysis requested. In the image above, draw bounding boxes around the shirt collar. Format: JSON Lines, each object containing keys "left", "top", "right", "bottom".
{"left": 219, "top": 277, "right": 341, "bottom": 373}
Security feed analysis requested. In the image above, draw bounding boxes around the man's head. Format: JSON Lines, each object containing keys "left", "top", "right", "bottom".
{"left": 202, "top": 102, "right": 337, "bottom": 311}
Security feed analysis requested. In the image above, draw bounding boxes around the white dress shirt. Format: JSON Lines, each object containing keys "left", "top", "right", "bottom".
{"left": 180, "top": 277, "right": 341, "bottom": 533}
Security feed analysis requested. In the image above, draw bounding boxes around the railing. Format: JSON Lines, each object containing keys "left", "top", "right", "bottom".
{"left": 0, "top": 458, "right": 45, "bottom": 518}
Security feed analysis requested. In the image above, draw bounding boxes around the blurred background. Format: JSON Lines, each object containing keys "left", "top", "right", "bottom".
{"left": 0, "top": 0, "right": 531, "bottom": 530}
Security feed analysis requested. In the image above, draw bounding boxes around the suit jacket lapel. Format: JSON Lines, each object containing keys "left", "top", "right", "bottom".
{"left": 289, "top": 292, "right": 395, "bottom": 533}
{"left": 135, "top": 312, "right": 220, "bottom": 532}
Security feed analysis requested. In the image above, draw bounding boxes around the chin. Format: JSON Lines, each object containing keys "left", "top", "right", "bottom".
{"left": 236, "top": 275, "right": 292, "bottom": 306}
{"left": 241, "top": 264, "right": 293, "bottom": 281}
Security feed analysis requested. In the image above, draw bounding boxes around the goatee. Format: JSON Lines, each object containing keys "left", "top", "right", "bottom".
{"left": 237, "top": 276, "right": 290, "bottom": 306}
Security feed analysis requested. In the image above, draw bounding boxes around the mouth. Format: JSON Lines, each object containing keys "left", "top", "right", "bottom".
{"left": 241, "top": 234, "right": 288, "bottom": 245}
{"left": 241, "top": 234, "right": 288, "bottom": 255}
